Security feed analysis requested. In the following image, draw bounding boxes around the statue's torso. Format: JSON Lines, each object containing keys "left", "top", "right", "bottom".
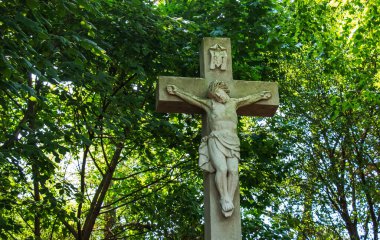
{"left": 208, "top": 99, "right": 238, "bottom": 134}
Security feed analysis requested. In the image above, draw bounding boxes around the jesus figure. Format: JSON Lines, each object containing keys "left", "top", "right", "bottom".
{"left": 167, "top": 80, "right": 271, "bottom": 217}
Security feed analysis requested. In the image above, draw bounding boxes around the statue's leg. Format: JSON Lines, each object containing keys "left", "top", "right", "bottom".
{"left": 226, "top": 157, "right": 239, "bottom": 202}
{"left": 208, "top": 140, "right": 233, "bottom": 213}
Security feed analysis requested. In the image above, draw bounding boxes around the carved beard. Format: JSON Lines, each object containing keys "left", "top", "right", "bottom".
{"left": 215, "top": 95, "right": 226, "bottom": 103}
{"left": 208, "top": 91, "right": 227, "bottom": 103}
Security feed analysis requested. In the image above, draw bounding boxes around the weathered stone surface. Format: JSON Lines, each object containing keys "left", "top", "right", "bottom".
{"left": 156, "top": 76, "right": 278, "bottom": 116}
{"left": 166, "top": 80, "right": 271, "bottom": 218}
{"left": 156, "top": 37, "right": 279, "bottom": 240}
{"left": 156, "top": 76, "right": 207, "bottom": 114}
{"left": 200, "top": 38, "right": 233, "bottom": 81}
{"left": 204, "top": 173, "right": 241, "bottom": 240}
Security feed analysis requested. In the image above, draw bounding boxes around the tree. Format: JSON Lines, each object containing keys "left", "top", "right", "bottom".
{"left": 0, "top": 0, "right": 202, "bottom": 239}
{"left": 270, "top": 0, "right": 380, "bottom": 239}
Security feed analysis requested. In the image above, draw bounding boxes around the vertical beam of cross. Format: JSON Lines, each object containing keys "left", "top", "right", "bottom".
{"left": 200, "top": 38, "right": 241, "bottom": 240}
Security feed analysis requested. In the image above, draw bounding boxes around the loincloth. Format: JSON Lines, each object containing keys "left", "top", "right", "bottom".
{"left": 199, "top": 131, "right": 240, "bottom": 173}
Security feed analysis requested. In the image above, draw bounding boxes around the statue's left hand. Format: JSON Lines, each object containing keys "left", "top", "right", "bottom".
{"left": 261, "top": 91, "right": 271, "bottom": 99}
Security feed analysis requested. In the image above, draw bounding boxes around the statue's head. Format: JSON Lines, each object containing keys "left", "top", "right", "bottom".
{"left": 207, "top": 80, "right": 230, "bottom": 103}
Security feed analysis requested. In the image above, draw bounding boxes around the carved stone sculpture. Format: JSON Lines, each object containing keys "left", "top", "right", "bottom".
{"left": 167, "top": 80, "right": 271, "bottom": 217}
{"left": 209, "top": 44, "right": 228, "bottom": 70}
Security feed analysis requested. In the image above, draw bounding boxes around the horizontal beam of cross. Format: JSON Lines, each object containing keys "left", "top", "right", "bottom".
{"left": 156, "top": 76, "right": 279, "bottom": 117}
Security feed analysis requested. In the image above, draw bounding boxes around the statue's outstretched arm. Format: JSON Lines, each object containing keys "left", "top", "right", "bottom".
{"left": 235, "top": 91, "right": 271, "bottom": 109}
{"left": 167, "top": 85, "right": 210, "bottom": 111}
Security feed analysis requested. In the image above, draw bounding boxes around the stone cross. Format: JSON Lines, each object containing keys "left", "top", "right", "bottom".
{"left": 156, "top": 38, "right": 278, "bottom": 240}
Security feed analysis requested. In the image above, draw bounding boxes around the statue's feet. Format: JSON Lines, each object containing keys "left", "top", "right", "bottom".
{"left": 223, "top": 209, "right": 234, "bottom": 218}
{"left": 220, "top": 198, "right": 234, "bottom": 217}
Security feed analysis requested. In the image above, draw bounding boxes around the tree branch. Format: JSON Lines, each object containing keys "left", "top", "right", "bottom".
{"left": 81, "top": 143, "right": 124, "bottom": 240}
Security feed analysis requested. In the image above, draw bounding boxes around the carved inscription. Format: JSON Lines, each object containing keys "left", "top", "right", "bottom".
{"left": 209, "top": 44, "right": 227, "bottom": 70}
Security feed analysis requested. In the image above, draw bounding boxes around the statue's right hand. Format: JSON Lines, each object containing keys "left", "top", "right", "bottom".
{"left": 167, "top": 85, "right": 178, "bottom": 95}
{"left": 261, "top": 91, "right": 271, "bottom": 99}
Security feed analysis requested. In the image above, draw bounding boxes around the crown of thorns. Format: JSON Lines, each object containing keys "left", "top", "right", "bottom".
{"left": 208, "top": 80, "right": 230, "bottom": 97}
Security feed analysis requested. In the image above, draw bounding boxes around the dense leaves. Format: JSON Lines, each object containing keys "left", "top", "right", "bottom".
{"left": 0, "top": 0, "right": 379, "bottom": 239}
{"left": 272, "top": 1, "right": 380, "bottom": 239}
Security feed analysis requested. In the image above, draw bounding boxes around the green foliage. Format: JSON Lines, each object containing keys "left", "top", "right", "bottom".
{"left": 270, "top": 1, "right": 380, "bottom": 239}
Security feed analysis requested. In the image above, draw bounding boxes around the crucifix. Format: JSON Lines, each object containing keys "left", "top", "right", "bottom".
{"left": 156, "top": 38, "right": 279, "bottom": 239}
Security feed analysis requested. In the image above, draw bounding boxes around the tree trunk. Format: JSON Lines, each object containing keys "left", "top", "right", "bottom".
{"left": 299, "top": 180, "right": 314, "bottom": 239}
{"left": 81, "top": 144, "right": 123, "bottom": 240}
{"left": 104, "top": 201, "right": 116, "bottom": 239}
{"left": 32, "top": 164, "right": 41, "bottom": 240}
{"left": 27, "top": 75, "right": 41, "bottom": 239}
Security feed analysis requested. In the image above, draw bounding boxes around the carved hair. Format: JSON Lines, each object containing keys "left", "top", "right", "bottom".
{"left": 207, "top": 80, "right": 230, "bottom": 99}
